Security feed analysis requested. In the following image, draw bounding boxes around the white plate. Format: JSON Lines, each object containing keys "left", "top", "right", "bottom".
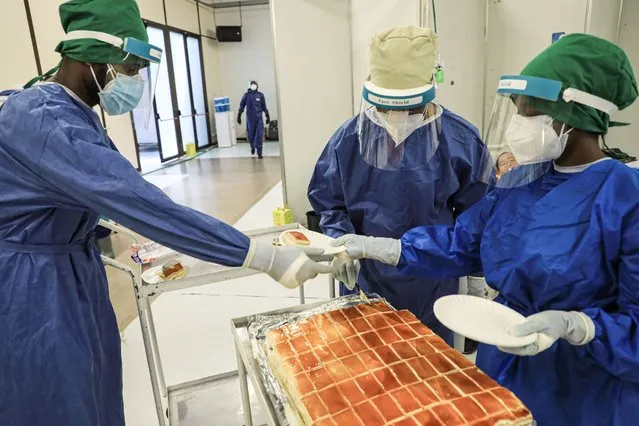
{"left": 434, "top": 295, "right": 537, "bottom": 348}
{"left": 278, "top": 229, "right": 346, "bottom": 255}
{"left": 142, "top": 265, "right": 190, "bottom": 284}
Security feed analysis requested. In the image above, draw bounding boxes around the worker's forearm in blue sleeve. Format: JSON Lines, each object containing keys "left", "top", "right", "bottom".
{"left": 105, "top": 196, "right": 251, "bottom": 267}
{"left": 397, "top": 195, "right": 494, "bottom": 279}
{"left": 577, "top": 309, "right": 639, "bottom": 383}
{"left": 398, "top": 225, "right": 480, "bottom": 279}
{"left": 38, "top": 132, "right": 250, "bottom": 267}
{"left": 85, "top": 181, "right": 251, "bottom": 267}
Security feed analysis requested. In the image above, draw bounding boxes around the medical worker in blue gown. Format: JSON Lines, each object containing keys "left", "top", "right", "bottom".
{"left": 238, "top": 80, "right": 270, "bottom": 159}
{"left": 308, "top": 26, "right": 491, "bottom": 348}
{"left": 0, "top": 1, "right": 330, "bottom": 425}
{"left": 335, "top": 34, "right": 639, "bottom": 425}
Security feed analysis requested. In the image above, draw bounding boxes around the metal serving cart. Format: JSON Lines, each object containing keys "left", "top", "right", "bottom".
{"left": 99, "top": 220, "right": 336, "bottom": 426}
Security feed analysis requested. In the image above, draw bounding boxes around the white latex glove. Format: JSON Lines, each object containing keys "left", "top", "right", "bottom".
{"left": 332, "top": 253, "right": 360, "bottom": 291}
{"left": 243, "top": 240, "right": 332, "bottom": 289}
{"left": 467, "top": 276, "right": 487, "bottom": 298}
{"left": 499, "top": 310, "right": 596, "bottom": 356}
{"left": 332, "top": 235, "right": 401, "bottom": 266}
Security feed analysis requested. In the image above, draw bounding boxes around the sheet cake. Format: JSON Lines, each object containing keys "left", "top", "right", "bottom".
{"left": 265, "top": 301, "right": 532, "bottom": 425}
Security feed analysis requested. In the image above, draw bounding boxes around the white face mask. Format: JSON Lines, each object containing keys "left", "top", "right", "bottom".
{"left": 250, "top": 84, "right": 258, "bottom": 91}
{"left": 505, "top": 114, "right": 572, "bottom": 164}
{"left": 376, "top": 110, "right": 425, "bottom": 146}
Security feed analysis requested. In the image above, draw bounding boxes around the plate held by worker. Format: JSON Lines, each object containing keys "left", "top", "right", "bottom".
{"left": 434, "top": 295, "right": 538, "bottom": 348}
{"left": 278, "top": 228, "right": 346, "bottom": 255}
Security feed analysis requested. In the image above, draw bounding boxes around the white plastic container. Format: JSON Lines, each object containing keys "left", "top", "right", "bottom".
{"left": 213, "top": 97, "right": 237, "bottom": 148}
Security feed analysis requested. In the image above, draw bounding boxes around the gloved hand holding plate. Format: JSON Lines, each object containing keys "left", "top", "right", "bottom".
{"left": 434, "top": 295, "right": 538, "bottom": 348}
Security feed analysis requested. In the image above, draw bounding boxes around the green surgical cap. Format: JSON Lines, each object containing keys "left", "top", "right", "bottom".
{"left": 521, "top": 33, "right": 638, "bottom": 134}
{"left": 55, "top": 0, "right": 148, "bottom": 64}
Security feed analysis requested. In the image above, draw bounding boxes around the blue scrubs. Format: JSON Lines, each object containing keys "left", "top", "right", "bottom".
{"left": 0, "top": 84, "right": 250, "bottom": 426}
{"left": 308, "top": 110, "right": 490, "bottom": 345}
{"left": 398, "top": 159, "right": 639, "bottom": 425}
{"left": 239, "top": 90, "right": 269, "bottom": 155}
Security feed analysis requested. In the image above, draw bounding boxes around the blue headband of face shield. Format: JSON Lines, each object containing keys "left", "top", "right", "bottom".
{"left": 64, "top": 30, "right": 163, "bottom": 64}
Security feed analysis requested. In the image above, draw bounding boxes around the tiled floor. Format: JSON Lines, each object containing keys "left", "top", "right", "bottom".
{"left": 200, "top": 141, "right": 280, "bottom": 159}
{"left": 138, "top": 142, "right": 280, "bottom": 174}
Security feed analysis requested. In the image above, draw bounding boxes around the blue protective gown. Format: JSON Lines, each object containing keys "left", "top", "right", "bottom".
{"left": 239, "top": 89, "right": 269, "bottom": 154}
{"left": 0, "top": 84, "right": 250, "bottom": 426}
{"left": 398, "top": 159, "right": 639, "bottom": 425}
{"left": 308, "top": 109, "right": 490, "bottom": 345}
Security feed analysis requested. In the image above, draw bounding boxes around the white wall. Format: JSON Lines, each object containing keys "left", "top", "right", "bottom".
{"left": 215, "top": 5, "right": 278, "bottom": 139}
{"left": 165, "top": 0, "right": 200, "bottom": 34}
{"left": 350, "top": 0, "right": 486, "bottom": 129}
{"left": 350, "top": 0, "right": 420, "bottom": 109}
{"left": 29, "top": 0, "right": 66, "bottom": 73}
{"left": 426, "top": 0, "right": 486, "bottom": 130}
{"left": 608, "top": 0, "right": 639, "bottom": 156}
{"left": 589, "top": 0, "right": 622, "bottom": 42}
{"left": 271, "top": 0, "right": 353, "bottom": 221}
{"left": 483, "top": 0, "right": 587, "bottom": 133}
{"left": 1, "top": 0, "right": 38, "bottom": 90}
{"left": 137, "top": 0, "right": 166, "bottom": 26}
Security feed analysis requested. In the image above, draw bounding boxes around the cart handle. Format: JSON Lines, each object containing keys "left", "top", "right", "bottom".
{"left": 101, "top": 255, "right": 136, "bottom": 277}
{"left": 98, "top": 219, "right": 140, "bottom": 244}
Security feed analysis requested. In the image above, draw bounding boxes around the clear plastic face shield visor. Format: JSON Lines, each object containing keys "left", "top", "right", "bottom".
{"left": 358, "top": 80, "right": 442, "bottom": 170}
{"left": 483, "top": 75, "right": 618, "bottom": 188}
{"left": 64, "top": 31, "right": 163, "bottom": 127}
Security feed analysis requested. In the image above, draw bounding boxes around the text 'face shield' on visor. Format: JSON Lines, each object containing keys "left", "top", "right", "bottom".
{"left": 358, "top": 81, "right": 441, "bottom": 170}
{"left": 483, "top": 75, "right": 578, "bottom": 188}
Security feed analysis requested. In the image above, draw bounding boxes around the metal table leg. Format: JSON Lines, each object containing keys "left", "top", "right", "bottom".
{"left": 329, "top": 275, "right": 336, "bottom": 299}
{"left": 236, "top": 345, "right": 253, "bottom": 426}
{"left": 136, "top": 296, "right": 167, "bottom": 426}
{"left": 298, "top": 283, "right": 305, "bottom": 305}
{"left": 144, "top": 296, "right": 167, "bottom": 397}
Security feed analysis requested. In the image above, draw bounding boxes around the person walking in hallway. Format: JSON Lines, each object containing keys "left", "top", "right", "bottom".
{"left": 238, "top": 80, "right": 270, "bottom": 159}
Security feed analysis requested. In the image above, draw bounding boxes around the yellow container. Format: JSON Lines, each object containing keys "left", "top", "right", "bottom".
{"left": 273, "top": 206, "right": 294, "bottom": 226}
{"left": 185, "top": 142, "right": 197, "bottom": 157}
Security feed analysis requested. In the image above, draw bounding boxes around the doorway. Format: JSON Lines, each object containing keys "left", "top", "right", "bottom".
{"left": 133, "top": 24, "right": 212, "bottom": 173}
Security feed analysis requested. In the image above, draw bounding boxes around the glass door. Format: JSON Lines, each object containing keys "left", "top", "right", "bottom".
{"left": 132, "top": 25, "right": 180, "bottom": 164}
{"left": 169, "top": 31, "right": 196, "bottom": 152}
{"left": 151, "top": 27, "right": 180, "bottom": 161}
{"left": 186, "top": 36, "right": 212, "bottom": 149}
{"left": 132, "top": 25, "right": 212, "bottom": 168}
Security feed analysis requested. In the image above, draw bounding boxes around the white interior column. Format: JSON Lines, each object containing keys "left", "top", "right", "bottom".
{"left": 270, "top": 0, "right": 353, "bottom": 222}
{"left": 607, "top": 0, "right": 639, "bottom": 156}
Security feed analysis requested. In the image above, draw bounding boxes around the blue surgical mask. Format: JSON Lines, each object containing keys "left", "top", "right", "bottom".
{"left": 91, "top": 65, "right": 145, "bottom": 116}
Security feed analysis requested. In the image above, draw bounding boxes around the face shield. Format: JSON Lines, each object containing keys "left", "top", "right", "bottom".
{"left": 484, "top": 75, "right": 618, "bottom": 188}
{"left": 65, "top": 31, "right": 163, "bottom": 126}
{"left": 358, "top": 80, "right": 442, "bottom": 170}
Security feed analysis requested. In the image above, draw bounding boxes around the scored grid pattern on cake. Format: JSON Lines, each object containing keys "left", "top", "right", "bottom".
{"left": 266, "top": 302, "right": 531, "bottom": 426}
